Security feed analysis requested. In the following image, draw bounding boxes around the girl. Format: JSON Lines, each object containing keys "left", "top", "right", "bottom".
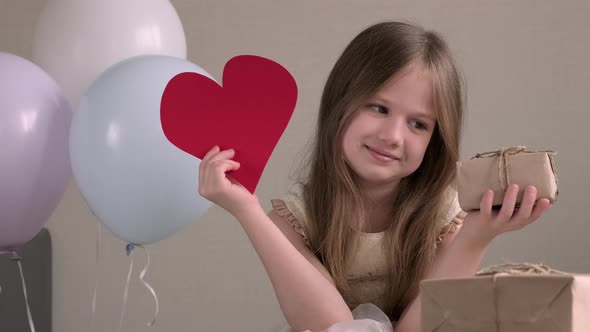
{"left": 198, "top": 21, "right": 552, "bottom": 331}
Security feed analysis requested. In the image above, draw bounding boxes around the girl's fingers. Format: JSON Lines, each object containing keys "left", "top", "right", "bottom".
{"left": 479, "top": 189, "right": 494, "bottom": 219}
{"left": 504, "top": 186, "right": 537, "bottom": 231}
{"left": 199, "top": 147, "right": 237, "bottom": 196}
{"left": 509, "top": 198, "right": 551, "bottom": 232}
{"left": 529, "top": 198, "right": 552, "bottom": 222}
{"left": 207, "top": 148, "right": 236, "bottom": 164}
{"left": 214, "top": 160, "right": 240, "bottom": 174}
{"left": 199, "top": 148, "right": 217, "bottom": 189}
{"left": 202, "top": 145, "right": 220, "bottom": 163}
{"left": 199, "top": 160, "right": 240, "bottom": 197}
{"left": 498, "top": 184, "right": 519, "bottom": 221}
{"left": 512, "top": 186, "right": 537, "bottom": 221}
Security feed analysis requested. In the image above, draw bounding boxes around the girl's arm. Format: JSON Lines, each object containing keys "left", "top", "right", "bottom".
{"left": 198, "top": 147, "right": 353, "bottom": 331}
{"left": 394, "top": 185, "right": 552, "bottom": 332}
{"left": 236, "top": 206, "right": 353, "bottom": 331}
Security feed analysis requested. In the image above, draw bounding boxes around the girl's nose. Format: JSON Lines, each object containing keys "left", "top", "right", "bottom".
{"left": 376, "top": 118, "right": 403, "bottom": 146}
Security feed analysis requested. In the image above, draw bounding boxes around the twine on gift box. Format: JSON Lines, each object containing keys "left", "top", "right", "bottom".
{"left": 475, "top": 263, "right": 565, "bottom": 332}
{"left": 472, "top": 146, "right": 559, "bottom": 199}
{"left": 476, "top": 262, "right": 565, "bottom": 276}
{"left": 0, "top": 250, "right": 36, "bottom": 332}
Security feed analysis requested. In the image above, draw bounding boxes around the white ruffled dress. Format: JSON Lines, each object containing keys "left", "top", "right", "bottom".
{"left": 269, "top": 185, "right": 464, "bottom": 332}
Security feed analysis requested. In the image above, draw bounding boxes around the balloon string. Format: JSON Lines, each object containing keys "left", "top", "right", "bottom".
{"left": 123, "top": 244, "right": 159, "bottom": 326}
{"left": 90, "top": 222, "right": 102, "bottom": 329}
{"left": 117, "top": 247, "right": 135, "bottom": 332}
{"left": 116, "top": 243, "right": 159, "bottom": 330}
{"left": 135, "top": 245, "right": 159, "bottom": 326}
{"left": 1, "top": 251, "right": 37, "bottom": 332}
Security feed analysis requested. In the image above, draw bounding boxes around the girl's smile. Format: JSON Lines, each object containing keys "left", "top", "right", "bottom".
{"left": 364, "top": 145, "right": 400, "bottom": 163}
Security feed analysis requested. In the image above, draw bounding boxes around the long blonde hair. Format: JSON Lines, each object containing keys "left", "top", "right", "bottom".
{"left": 300, "top": 21, "right": 464, "bottom": 319}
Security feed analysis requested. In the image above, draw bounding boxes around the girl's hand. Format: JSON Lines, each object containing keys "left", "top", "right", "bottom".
{"left": 198, "top": 146, "right": 260, "bottom": 217}
{"left": 460, "top": 184, "right": 552, "bottom": 249}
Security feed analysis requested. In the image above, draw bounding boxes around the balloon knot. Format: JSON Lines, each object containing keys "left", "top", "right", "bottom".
{"left": 7, "top": 251, "right": 21, "bottom": 262}
{"left": 125, "top": 243, "right": 135, "bottom": 256}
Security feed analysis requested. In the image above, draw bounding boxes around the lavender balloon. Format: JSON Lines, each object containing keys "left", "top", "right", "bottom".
{"left": 0, "top": 52, "right": 71, "bottom": 250}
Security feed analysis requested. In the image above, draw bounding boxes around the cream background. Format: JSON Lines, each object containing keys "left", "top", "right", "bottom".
{"left": 1, "top": 1, "right": 589, "bottom": 331}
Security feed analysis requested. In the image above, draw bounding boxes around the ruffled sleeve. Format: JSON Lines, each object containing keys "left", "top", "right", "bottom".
{"left": 270, "top": 185, "right": 311, "bottom": 248}
{"left": 436, "top": 187, "right": 467, "bottom": 245}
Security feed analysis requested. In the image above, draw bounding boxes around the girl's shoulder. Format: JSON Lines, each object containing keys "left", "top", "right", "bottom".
{"left": 441, "top": 185, "right": 465, "bottom": 223}
{"left": 270, "top": 183, "right": 310, "bottom": 247}
{"left": 436, "top": 185, "right": 467, "bottom": 244}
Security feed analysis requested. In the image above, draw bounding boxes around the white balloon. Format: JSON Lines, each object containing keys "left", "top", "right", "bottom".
{"left": 32, "top": 0, "right": 187, "bottom": 110}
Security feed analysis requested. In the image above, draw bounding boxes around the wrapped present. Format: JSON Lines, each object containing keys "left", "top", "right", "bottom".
{"left": 420, "top": 263, "right": 590, "bottom": 332}
{"left": 456, "top": 146, "right": 558, "bottom": 211}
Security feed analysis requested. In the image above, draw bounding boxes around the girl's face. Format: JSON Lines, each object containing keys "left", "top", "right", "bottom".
{"left": 341, "top": 65, "right": 436, "bottom": 192}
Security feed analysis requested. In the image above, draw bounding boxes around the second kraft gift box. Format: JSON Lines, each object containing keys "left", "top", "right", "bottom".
{"left": 421, "top": 263, "right": 590, "bottom": 332}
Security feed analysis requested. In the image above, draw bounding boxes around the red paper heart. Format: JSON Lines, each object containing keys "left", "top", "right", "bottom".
{"left": 160, "top": 55, "right": 297, "bottom": 193}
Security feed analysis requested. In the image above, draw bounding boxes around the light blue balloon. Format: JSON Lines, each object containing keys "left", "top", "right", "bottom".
{"left": 70, "top": 55, "right": 213, "bottom": 245}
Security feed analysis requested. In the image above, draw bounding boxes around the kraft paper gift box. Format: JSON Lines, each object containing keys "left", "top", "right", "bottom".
{"left": 420, "top": 263, "right": 590, "bottom": 332}
{"left": 457, "top": 146, "right": 559, "bottom": 211}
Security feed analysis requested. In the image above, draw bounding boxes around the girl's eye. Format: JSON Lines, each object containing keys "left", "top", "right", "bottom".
{"left": 370, "top": 105, "right": 388, "bottom": 114}
{"left": 410, "top": 120, "right": 427, "bottom": 130}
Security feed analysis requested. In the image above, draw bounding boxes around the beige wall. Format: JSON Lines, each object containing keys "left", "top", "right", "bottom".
{"left": 1, "top": 1, "right": 589, "bottom": 331}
